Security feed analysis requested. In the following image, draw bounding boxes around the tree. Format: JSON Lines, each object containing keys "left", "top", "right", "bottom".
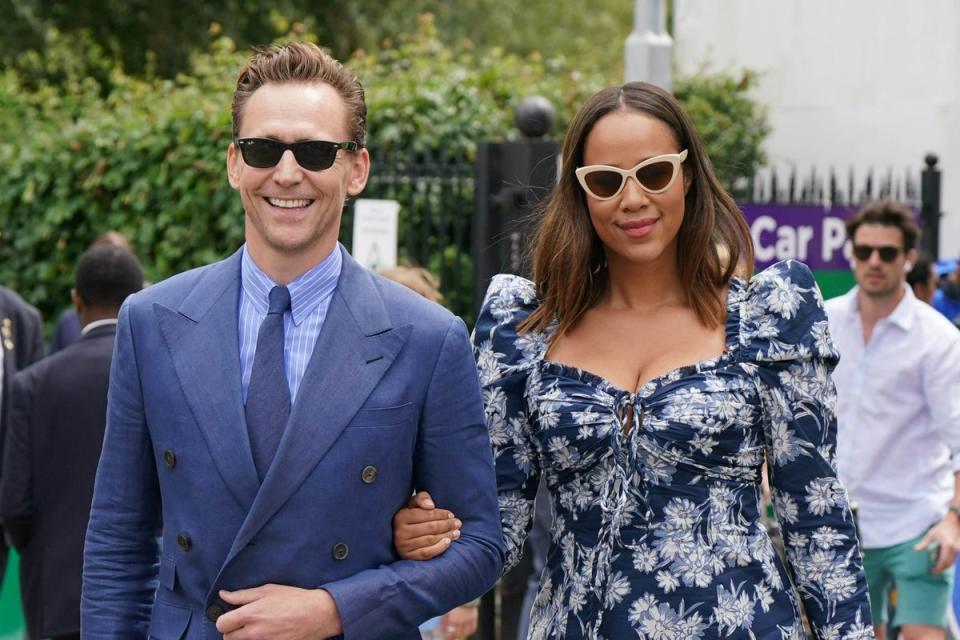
{"left": 674, "top": 70, "right": 769, "bottom": 198}
{"left": 0, "top": 0, "right": 632, "bottom": 78}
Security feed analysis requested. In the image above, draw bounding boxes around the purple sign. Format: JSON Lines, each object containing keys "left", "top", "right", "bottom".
{"left": 740, "top": 204, "right": 856, "bottom": 271}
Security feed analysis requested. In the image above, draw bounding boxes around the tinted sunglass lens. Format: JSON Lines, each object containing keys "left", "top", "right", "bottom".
{"left": 294, "top": 142, "right": 338, "bottom": 171}
{"left": 852, "top": 246, "right": 871, "bottom": 261}
{"left": 878, "top": 247, "right": 899, "bottom": 262}
{"left": 584, "top": 171, "right": 624, "bottom": 198}
{"left": 242, "top": 140, "right": 283, "bottom": 168}
{"left": 636, "top": 161, "right": 675, "bottom": 191}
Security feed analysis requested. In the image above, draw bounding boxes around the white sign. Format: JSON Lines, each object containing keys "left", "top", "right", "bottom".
{"left": 352, "top": 199, "right": 400, "bottom": 270}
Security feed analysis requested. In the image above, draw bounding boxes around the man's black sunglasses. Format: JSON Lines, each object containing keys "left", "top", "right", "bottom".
{"left": 235, "top": 138, "right": 359, "bottom": 172}
{"left": 852, "top": 244, "right": 902, "bottom": 262}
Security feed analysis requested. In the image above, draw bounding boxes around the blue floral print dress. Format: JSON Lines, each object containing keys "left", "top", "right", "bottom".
{"left": 473, "top": 261, "right": 873, "bottom": 640}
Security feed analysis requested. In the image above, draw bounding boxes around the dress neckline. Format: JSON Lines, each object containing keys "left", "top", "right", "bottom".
{"left": 539, "top": 276, "right": 747, "bottom": 399}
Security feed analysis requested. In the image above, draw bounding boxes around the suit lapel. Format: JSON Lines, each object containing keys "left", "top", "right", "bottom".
{"left": 224, "top": 249, "right": 410, "bottom": 561}
{"left": 155, "top": 250, "right": 260, "bottom": 513}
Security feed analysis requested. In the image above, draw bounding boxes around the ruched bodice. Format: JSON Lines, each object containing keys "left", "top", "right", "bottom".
{"left": 473, "top": 261, "right": 873, "bottom": 639}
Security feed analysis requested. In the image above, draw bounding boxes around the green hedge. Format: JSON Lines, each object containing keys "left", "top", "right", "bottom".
{"left": 0, "top": 20, "right": 768, "bottom": 324}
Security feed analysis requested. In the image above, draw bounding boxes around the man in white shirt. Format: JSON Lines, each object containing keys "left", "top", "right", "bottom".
{"left": 826, "top": 199, "right": 960, "bottom": 640}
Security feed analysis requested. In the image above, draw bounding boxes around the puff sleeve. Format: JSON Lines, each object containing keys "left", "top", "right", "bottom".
{"left": 472, "top": 274, "right": 546, "bottom": 572}
{"left": 744, "top": 261, "right": 873, "bottom": 638}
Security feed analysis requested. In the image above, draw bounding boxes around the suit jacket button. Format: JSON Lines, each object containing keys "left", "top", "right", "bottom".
{"left": 332, "top": 542, "right": 349, "bottom": 560}
{"left": 163, "top": 450, "right": 177, "bottom": 468}
{"left": 360, "top": 465, "right": 378, "bottom": 484}
{"left": 177, "top": 533, "right": 192, "bottom": 551}
{"left": 206, "top": 603, "right": 225, "bottom": 621}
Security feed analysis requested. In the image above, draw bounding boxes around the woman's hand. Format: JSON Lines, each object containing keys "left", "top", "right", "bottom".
{"left": 393, "top": 491, "right": 462, "bottom": 560}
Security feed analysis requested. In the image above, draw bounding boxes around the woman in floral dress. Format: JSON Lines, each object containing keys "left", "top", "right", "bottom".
{"left": 394, "top": 82, "right": 873, "bottom": 639}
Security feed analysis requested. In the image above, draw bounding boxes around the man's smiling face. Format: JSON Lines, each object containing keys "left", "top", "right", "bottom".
{"left": 227, "top": 81, "right": 369, "bottom": 276}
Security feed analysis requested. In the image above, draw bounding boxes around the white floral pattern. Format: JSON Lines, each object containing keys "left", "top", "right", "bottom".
{"left": 473, "top": 261, "right": 872, "bottom": 639}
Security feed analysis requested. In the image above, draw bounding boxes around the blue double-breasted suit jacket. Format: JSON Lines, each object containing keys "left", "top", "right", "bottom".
{"left": 81, "top": 246, "right": 504, "bottom": 639}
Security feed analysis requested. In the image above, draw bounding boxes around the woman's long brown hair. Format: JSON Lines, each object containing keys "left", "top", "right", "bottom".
{"left": 519, "top": 82, "right": 754, "bottom": 337}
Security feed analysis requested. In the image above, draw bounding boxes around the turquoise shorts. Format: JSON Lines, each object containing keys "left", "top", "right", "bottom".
{"left": 863, "top": 530, "right": 954, "bottom": 629}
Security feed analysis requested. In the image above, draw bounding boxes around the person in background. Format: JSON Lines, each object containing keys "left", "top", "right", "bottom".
{"left": 932, "top": 254, "right": 960, "bottom": 324}
{"left": 826, "top": 200, "right": 960, "bottom": 640}
{"left": 0, "top": 245, "right": 143, "bottom": 640}
{"left": 82, "top": 41, "right": 502, "bottom": 639}
{"left": 394, "top": 81, "right": 873, "bottom": 638}
{"left": 907, "top": 252, "right": 939, "bottom": 305}
{"left": 0, "top": 283, "right": 43, "bottom": 587}
{"left": 49, "top": 231, "right": 136, "bottom": 355}
{"left": 379, "top": 264, "right": 478, "bottom": 640}
{"left": 377, "top": 266, "right": 444, "bottom": 305}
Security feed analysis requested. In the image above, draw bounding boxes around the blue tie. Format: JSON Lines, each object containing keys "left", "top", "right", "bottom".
{"left": 246, "top": 285, "right": 292, "bottom": 481}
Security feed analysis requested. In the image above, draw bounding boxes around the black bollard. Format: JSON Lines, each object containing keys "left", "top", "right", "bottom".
{"left": 472, "top": 97, "right": 558, "bottom": 314}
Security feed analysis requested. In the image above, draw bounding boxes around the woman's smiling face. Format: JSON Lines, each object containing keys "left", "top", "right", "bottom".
{"left": 580, "top": 109, "right": 689, "bottom": 273}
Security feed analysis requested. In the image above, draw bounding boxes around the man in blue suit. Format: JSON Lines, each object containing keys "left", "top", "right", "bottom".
{"left": 82, "top": 42, "right": 504, "bottom": 639}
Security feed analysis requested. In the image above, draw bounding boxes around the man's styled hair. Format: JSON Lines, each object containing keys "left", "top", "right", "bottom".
{"left": 845, "top": 199, "right": 920, "bottom": 250}
{"left": 232, "top": 41, "right": 367, "bottom": 148}
{"left": 75, "top": 245, "right": 144, "bottom": 309}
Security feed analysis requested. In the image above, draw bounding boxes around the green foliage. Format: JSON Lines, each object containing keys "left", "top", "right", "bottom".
{"left": 674, "top": 69, "right": 770, "bottom": 198}
{"left": 1, "top": 0, "right": 307, "bottom": 78}
{"left": 355, "top": 14, "right": 612, "bottom": 153}
{"left": 1, "top": 0, "right": 632, "bottom": 80}
{"left": 0, "top": 20, "right": 768, "bottom": 326}
{"left": 0, "top": 33, "right": 245, "bottom": 318}
{"left": 407, "top": 0, "right": 632, "bottom": 72}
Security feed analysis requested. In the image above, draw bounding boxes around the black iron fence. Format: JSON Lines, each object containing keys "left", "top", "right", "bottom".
{"left": 747, "top": 165, "right": 921, "bottom": 206}
{"left": 340, "top": 145, "right": 475, "bottom": 319}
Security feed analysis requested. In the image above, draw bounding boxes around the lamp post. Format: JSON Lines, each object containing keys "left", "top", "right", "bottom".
{"left": 624, "top": 0, "right": 673, "bottom": 90}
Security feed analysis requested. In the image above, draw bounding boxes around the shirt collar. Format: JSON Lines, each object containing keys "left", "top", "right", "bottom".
{"left": 81, "top": 318, "right": 119, "bottom": 335}
{"left": 849, "top": 282, "right": 916, "bottom": 332}
{"left": 886, "top": 283, "right": 916, "bottom": 331}
{"left": 241, "top": 245, "right": 342, "bottom": 325}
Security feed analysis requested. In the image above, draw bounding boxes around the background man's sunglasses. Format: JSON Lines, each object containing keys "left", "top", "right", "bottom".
{"left": 575, "top": 150, "right": 688, "bottom": 200}
{"left": 852, "top": 244, "right": 902, "bottom": 262}
{"left": 235, "top": 138, "right": 359, "bottom": 171}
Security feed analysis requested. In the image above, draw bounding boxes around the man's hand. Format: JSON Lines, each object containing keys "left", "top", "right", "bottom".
{"left": 216, "top": 584, "right": 342, "bottom": 640}
{"left": 393, "top": 490, "right": 462, "bottom": 560}
{"left": 914, "top": 512, "right": 960, "bottom": 574}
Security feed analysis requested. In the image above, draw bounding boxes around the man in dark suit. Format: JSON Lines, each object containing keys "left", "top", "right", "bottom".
{"left": 48, "top": 231, "right": 136, "bottom": 355}
{"left": 82, "top": 42, "right": 503, "bottom": 639}
{"left": 0, "top": 245, "right": 143, "bottom": 640}
{"left": 0, "top": 283, "right": 43, "bottom": 585}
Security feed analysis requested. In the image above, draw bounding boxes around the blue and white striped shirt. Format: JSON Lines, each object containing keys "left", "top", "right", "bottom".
{"left": 238, "top": 245, "right": 342, "bottom": 404}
